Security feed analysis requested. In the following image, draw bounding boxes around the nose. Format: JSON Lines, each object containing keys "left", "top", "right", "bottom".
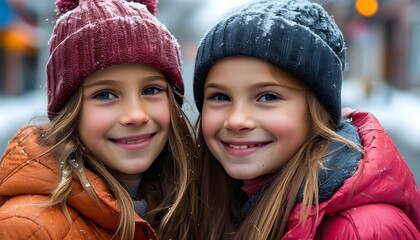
{"left": 223, "top": 103, "right": 256, "bottom": 132}
{"left": 119, "top": 98, "right": 150, "bottom": 126}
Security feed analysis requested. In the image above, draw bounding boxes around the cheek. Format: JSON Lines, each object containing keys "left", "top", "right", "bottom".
{"left": 78, "top": 106, "right": 113, "bottom": 139}
{"left": 159, "top": 110, "right": 170, "bottom": 130}
{"left": 201, "top": 114, "right": 220, "bottom": 158}
{"left": 152, "top": 101, "right": 171, "bottom": 131}
{"left": 267, "top": 123, "right": 307, "bottom": 166}
{"left": 201, "top": 109, "right": 220, "bottom": 140}
{"left": 268, "top": 112, "right": 310, "bottom": 147}
{"left": 201, "top": 121, "right": 212, "bottom": 143}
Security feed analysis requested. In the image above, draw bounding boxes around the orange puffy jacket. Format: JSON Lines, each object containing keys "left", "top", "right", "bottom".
{"left": 0, "top": 126, "right": 157, "bottom": 239}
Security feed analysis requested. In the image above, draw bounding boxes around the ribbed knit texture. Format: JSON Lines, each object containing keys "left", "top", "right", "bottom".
{"left": 193, "top": 0, "right": 346, "bottom": 124}
{"left": 47, "top": 0, "right": 183, "bottom": 115}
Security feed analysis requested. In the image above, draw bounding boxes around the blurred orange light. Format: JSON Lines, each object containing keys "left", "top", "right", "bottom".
{"left": 355, "top": 0, "right": 378, "bottom": 17}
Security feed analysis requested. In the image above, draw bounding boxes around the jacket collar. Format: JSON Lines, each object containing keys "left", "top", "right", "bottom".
{"left": 297, "top": 119, "right": 362, "bottom": 202}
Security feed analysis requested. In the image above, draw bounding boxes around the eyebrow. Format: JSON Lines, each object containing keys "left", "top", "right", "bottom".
{"left": 204, "top": 81, "right": 285, "bottom": 89}
{"left": 84, "top": 75, "right": 166, "bottom": 89}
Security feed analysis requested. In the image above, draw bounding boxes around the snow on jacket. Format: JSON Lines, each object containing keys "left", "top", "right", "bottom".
{"left": 0, "top": 126, "right": 157, "bottom": 240}
{"left": 285, "top": 110, "right": 420, "bottom": 239}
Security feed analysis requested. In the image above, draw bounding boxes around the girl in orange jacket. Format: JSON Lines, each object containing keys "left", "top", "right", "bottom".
{"left": 0, "top": 0, "right": 198, "bottom": 239}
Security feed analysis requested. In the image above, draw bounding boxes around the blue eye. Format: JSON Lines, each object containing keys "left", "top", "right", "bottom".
{"left": 142, "top": 87, "right": 162, "bottom": 95}
{"left": 208, "top": 93, "right": 230, "bottom": 102}
{"left": 94, "top": 91, "right": 116, "bottom": 101}
{"left": 258, "top": 93, "right": 279, "bottom": 102}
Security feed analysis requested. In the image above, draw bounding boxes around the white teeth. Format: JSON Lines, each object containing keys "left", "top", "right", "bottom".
{"left": 229, "top": 144, "right": 257, "bottom": 149}
{"left": 124, "top": 139, "right": 146, "bottom": 144}
{"left": 229, "top": 144, "right": 247, "bottom": 149}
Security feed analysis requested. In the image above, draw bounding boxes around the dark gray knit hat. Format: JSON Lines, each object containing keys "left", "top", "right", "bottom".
{"left": 193, "top": 0, "right": 346, "bottom": 124}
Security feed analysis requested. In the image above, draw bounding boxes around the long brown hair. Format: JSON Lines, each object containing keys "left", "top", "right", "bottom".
{"left": 194, "top": 64, "right": 362, "bottom": 239}
{"left": 37, "top": 81, "right": 198, "bottom": 239}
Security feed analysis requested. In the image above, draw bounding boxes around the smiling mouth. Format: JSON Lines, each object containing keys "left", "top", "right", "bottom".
{"left": 115, "top": 139, "right": 147, "bottom": 144}
{"left": 223, "top": 141, "right": 272, "bottom": 149}
{"left": 110, "top": 134, "right": 154, "bottom": 144}
{"left": 228, "top": 143, "right": 265, "bottom": 149}
{"left": 221, "top": 141, "right": 272, "bottom": 156}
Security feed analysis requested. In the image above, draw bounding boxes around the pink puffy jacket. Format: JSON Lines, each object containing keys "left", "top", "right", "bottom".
{"left": 284, "top": 110, "right": 420, "bottom": 239}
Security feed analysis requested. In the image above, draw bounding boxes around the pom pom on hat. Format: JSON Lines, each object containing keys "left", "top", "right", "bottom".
{"left": 55, "top": 0, "right": 79, "bottom": 15}
{"left": 47, "top": 0, "right": 183, "bottom": 117}
{"left": 134, "top": 0, "right": 159, "bottom": 15}
{"left": 55, "top": 0, "right": 159, "bottom": 16}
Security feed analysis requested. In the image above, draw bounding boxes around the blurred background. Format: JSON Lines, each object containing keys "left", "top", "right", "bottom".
{"left": 0, "top": 0, "right": 419, "bottom": 184}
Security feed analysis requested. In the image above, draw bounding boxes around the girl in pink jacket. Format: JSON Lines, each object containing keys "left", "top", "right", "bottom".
{"left": 192, "top": 0, "right": 420, "bottom": 239}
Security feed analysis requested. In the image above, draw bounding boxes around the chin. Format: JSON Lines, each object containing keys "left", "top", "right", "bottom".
{"left": 225, "top": 167, "right": 258, "bottom": 180}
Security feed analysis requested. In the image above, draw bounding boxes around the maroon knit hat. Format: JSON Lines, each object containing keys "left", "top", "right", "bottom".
{"left": 47, "top": 0, "right": 183, "bottom": 116}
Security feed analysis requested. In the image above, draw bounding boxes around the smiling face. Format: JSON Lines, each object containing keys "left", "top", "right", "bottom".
{"left": 202, "top": 56, "right": 311, "bottom": 180}
{"left": 78, "top": 64, "right": 170, "bottom": 180}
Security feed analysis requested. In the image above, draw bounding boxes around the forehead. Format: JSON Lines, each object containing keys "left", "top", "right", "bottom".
{"left": 206, "top": 56, "right": 305, "bottom": 89}
{"left": 84, "top": 64, "right": 165, "bottom": 83}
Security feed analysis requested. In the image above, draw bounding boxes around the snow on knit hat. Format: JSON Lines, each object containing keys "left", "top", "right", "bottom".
{"left": 194, "top": 0, "right": 346, "bottom": 124}
{"left": 47, "top": 0, "right": 183, "bottom": 116}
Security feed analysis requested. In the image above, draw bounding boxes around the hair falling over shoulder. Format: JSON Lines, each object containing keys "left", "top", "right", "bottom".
{"left": 142, "top": 85, "right": 200, "bottom": 239}
{"left": 37, "top": 84, "right": 199, "bottom": 239}
{"left": 194, "top": 87, "right": 362, "bottom": 240}
{"left": 194, "top": 124, "right": 247, "bottom": 240}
